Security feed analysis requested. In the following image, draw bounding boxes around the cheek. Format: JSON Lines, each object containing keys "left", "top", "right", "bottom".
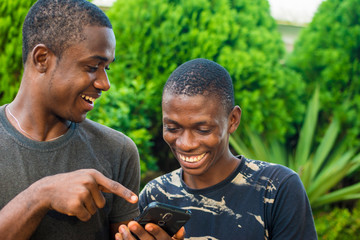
{"left": 204, "top": 133, "right": 227, "bottom": 150}
{"left": 163, "top": 132, "right": 176, "bottom": 145}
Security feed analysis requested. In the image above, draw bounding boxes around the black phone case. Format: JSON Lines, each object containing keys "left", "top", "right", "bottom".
{"left": 134, "top": 202, "right": 191, "bottom": 236}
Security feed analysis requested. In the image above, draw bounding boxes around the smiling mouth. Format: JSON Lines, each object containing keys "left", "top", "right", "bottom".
{"left": 178, "top": 153, "right": 206, "bottom": 163}
{"left": 81, "top": 94, "right": 96, "bottom": 104}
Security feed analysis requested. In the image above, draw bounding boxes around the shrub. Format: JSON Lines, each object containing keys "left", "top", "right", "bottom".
{"left": 0, "top": 0, "right": 37, "bottom": 105}
{"left": 93, "top": 0, "right": 306, "bottom": 172}
{"left": 315, "top": 203, "right": 360, "bottom": 239}
{"left": 287, "top": 0, "right": 360, "bottom": 146}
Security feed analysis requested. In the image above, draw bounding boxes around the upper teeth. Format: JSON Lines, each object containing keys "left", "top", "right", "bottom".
{"left": 81, "top": 95, "right": 95, "bottom": 102}
{"left": 179, "top": 153, "right": 206, "bottom": 163}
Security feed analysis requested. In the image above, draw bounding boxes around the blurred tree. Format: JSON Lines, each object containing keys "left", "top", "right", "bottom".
{"left": 287, "top": 0, "right": 360, "bottom": 147}
{"left": 0, "top": 0, "right": 37, "bottom": 105}
{"left": 91, "top": 0, "right": 306, "bottom": 173}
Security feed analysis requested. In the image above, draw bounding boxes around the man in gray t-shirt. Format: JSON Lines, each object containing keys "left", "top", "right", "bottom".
{"left": 0, "top": 1, "right": 144, "bottom": 239}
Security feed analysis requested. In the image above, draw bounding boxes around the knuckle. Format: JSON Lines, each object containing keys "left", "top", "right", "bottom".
{"left": 78, "top": 190, "right": 90, "bottom": 199}
{"left": 97, "top": 198, "right": 106, "bottom": 209}
{"left": 68, "top": 199, "right": 82, "bottom": 210}
{"left": 78, "top": 212, "right": 91, "bottom": 222}
{"left": 109, "top": 181, "right": 120, "bottom": 191}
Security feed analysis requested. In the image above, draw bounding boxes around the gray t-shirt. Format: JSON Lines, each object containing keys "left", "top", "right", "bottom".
{"left": 0, "top": 105, "right": 140, "bottom": 240}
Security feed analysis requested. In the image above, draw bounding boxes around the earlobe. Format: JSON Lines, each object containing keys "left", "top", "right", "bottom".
{"left": 31, "top": 44, "right": 51, "bottom": 73}
{"left": 228, "top": 106, "right": 241, "bottom": 134}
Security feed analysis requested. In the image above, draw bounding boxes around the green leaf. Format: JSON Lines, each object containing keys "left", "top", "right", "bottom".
{"left": 294, "top": 85, "right": 319, "bottom": 169}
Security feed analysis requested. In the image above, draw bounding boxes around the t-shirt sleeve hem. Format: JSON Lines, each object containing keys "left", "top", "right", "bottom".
{"left": 109, "top": 208, "right": 140, "bottom": 223}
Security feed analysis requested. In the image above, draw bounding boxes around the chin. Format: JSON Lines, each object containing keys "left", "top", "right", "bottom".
{"left": 68, "top": 113, "right": 87, "bottom": 123}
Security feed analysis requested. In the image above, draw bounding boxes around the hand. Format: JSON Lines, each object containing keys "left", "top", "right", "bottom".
{"left": 115, "top": 221, "right": 185, "bottom": 240}
{"left": 35, "top": 169, "right": 138, "bottom": 221}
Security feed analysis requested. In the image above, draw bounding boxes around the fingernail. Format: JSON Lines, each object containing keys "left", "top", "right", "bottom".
{"left": 119, "top": 225, "right": 126, "bottom": 233}
{"left": 131, "top": 195, "right": 138, "bottom": 202}
{"left": 115, "top": 233, "right": 121, "bottom": 240}
{"left": 129, "top": 224, "right": 137, "bottom": 232}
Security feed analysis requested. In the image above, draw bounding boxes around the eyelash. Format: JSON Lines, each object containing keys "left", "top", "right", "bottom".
{"left": 87, "top": 66, "right": 98, "bottom": 72}
{"left": 165, "top": 126, "right": 178, "bottom": 132}
{"left": 198, "top": 129, "right": 211, "bottom": 134}
{"left": 165, "top": 126, "right": 211, "bottom": 134}
{"left": 87, "top": 66, "right": 110, "bottom": 73}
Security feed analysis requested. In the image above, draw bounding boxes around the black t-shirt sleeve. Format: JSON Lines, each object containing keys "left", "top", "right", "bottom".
{"left": 270, "top": 174, "right": 317, "bottom": 240}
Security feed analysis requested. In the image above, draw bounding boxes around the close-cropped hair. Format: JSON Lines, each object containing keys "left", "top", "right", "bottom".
{"left": 163, "top": 58, "right": 235, "bottom": 114}
{"left": 22, "top": 0, "right": 112, "bottom": 64}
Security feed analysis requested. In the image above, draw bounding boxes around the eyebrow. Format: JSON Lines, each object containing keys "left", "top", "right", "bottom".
{"left": 163, "top": 118, "right": 209, "bottom": 126}
{"left": 163, "top": 118, "right": 177, "bottom": 124}
{"left": 90, "top": 55, "right": 116, "bottom": 63}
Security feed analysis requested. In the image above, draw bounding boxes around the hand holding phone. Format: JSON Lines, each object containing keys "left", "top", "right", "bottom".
{"left": 134, "top": 202, "right": 191, "bottom": 237}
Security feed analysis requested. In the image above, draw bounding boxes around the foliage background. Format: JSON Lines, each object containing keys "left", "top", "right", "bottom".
{"left": 315, "top": 202, "right": 360, "bottom": 240}
{"left": 89, "top": 0, "right": 306, "bottom": 173}
{"left": 286, "top": 0, "right": 360, "bottom": 147}
{"left": 0, "top": 0, "right": 37, "bottom": 105}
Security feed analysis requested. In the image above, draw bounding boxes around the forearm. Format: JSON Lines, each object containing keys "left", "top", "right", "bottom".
{"left": 0, "top": 183, "right": 48, "bottom": 240}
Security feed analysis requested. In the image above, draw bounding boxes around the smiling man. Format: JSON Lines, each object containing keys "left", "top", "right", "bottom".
{"left": 0, "top": 1, "right": 140, "bottom": 239}
{"left": 118, "top": 58, "right": 317, "bottom": 239}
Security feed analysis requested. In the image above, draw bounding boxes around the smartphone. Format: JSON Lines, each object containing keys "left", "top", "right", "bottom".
{"left": 134, "top": 202, "right": 192, "bottom": 236}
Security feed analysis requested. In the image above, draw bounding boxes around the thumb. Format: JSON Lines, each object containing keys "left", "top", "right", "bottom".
{"left": 173, "top": 227, "right": 186, "bottom": 240}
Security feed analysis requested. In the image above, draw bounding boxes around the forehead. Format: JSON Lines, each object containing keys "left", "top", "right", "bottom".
{"left": 162, "top": 93, "right": 227, "bottom": 121}
{"left": 62, "top": 26, "right": 116, "bottom": 62}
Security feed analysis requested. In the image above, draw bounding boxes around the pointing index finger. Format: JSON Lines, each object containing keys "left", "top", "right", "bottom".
{"left": 91, "top": 170, "right": 138, "bottom": 204}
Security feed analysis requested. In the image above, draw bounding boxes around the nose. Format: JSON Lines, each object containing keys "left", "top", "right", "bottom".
{"left": 176, "top": 130, "right": 199, "bottom": 152}
{"left": 94, "top": 69, "right": 111, "bottom": 91}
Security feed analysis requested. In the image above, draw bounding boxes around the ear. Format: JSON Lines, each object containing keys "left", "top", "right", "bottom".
{"left": 228, "top": 105, "right": 241, "bottom": 134}
{"left": 31, "top": 44, "right": 53, "bottom": 73}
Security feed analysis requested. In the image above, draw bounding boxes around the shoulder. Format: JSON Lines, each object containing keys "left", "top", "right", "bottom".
{"left": 140, "top": 169, "right": 182, "bottom": 198}
{"left": 78, "top": 119, "right": 137, "bottom": 148}
{"left": 79, "top": 118, "right": 126, "bottom": 138}
{"left": 241, "top": 157, "right": 297, "bottom": 180}
{"left": 144, "top": 168, "right": 182, "bottom": 190}
{"left": 233, "top": 157, "right": 300, "bottom": 192}
{"left": 139, "top": 168, "right": 182, "bottom": 210}
{"left": 76, "top": 119, "right": 139, "bottom": 160}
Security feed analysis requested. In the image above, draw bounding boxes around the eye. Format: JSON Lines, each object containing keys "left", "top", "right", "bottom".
{"left": 87, "top": 65, "right": 98, "bottom": 73}
{"left": 197, "top": 127, "right": 212, "bottom": 134}
{"left": 164, "top": 125, "right": 179, "bottom": 133}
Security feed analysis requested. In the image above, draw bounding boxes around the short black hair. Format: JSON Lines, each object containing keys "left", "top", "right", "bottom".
{"left": 22, "top": 0, "right": 112, "bottom": 64}
{"left": 163, "top": 58, "right": 235, "bottom": 114}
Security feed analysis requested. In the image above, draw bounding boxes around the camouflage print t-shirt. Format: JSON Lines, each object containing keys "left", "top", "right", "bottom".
{"left": 139, "top": 156, "right": 317, "bottom": 240}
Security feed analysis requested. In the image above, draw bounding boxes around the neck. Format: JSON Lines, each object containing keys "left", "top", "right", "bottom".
{"left": 5, "top": 103, "right": 71, "bottom": 142}
{"left": 183, "top": 154, "right": 241, "bottom": 189}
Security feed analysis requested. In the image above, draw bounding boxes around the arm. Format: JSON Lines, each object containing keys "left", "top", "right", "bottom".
{"left": 270, "top": 174, "right": 317, "bottom": 240}
{"left": 0, "top": 182, "right": 48, "bottom": 240}
{"left": 0, "top": 169, "right": 138, "bottom": 240}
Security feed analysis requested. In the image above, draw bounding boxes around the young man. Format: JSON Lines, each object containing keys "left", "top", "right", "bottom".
{"left": 119, "top": 58, "right": 317, "bottom": 239}
{"left": 0, "top": 1, "right": 142, "bottom": 239}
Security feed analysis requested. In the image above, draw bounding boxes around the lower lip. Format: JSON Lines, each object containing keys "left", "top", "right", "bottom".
{"left": 81, "top": 97, "right": 94, "bottom": 111}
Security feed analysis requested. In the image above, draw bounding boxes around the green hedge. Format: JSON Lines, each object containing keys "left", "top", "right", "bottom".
{"left": 287, "top": 0, "right": 360, "bottom": 147}
{"left": 89, "top": 0, "right": 306, "bottom": 172}
{"left": 0, "top": 0, "right": 37, "bottom": 105}
{"left": 315, "top": 203, "right": 360, "bottom": 239}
